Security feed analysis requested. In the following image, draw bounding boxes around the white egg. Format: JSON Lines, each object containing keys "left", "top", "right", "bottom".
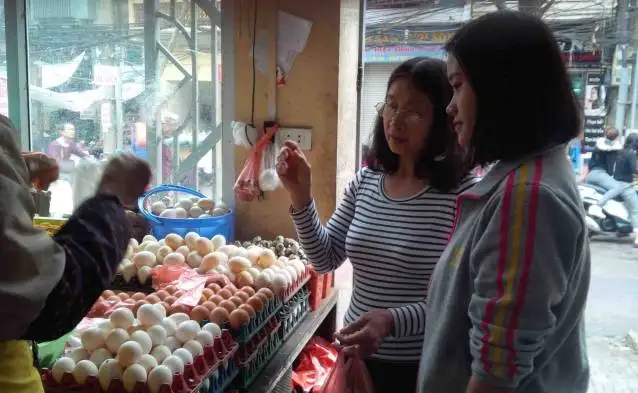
{"left": 174, "top": 207, "right": 188, "bottom": 218}
{"left": 110, "top": 308, "right": 135, "bottom": 330}
{"left": 184, "top": 232, "right": 200, "bottom": 250}
{"left": 143, "top": 235, "right": 157, "bottom": 243}
{"left": 143, "top": 242, "right": 162, "bottom": 257}
{"left": 133, "top": 251, "right": 157, "bottom": 268}
{"left": 201, "top": 323, "right": 222, "bottom": 338}
{"left": 137, "top": 265, "right": 153, "bottom": 284}
{"left": 121, "top": 260, "right": 137, "bottom": 282}
{"left": 211, "top": 234, "right": 226, "bottom": 250}
{"left": 161, "top": 318, "right": 177, "bottom": 336}
{"left": 168, "top": 312, "right": 190, "bottom": 326}
{"left": 150, "top": 345, "right": 172, "bottom": 364}
{"left": 88, "top": 348, "right": 112, "bottom": 368}
{"left": 161, "top": 355, "right": 184, "bottom": 374}
{"left": 52, "top": 357, "right": 75, "bottom": 383}
{"left": 182, "top": 340, "right": 204, "bottom": 356}
{"left": 156, "top": 245, "right": 173, "bottom": 264}
{"left": 189, "top": 206, "right": 204, "bottom": 218}
{"left": 153, "top": 303, "right": 167, "bottom": 319}
{"left": 285, "top": 265, "right": 298, "bottom": 282}
{"left": 165, "top": 336, "right": 181, "bottom": 352}
{"left": 72, "top": 359, "right": 99, "bottom": 384}
{"left": 67, "top": 335, "right": 82, "bottom": 349}
{"left": 163, "top": 252, "right": 186, "bottom": 266}
{"left": 138, "top": 354, "right": 158, "bottom": 373}
{"left": 160, "top": 209, "right": 177, "bottom": 218}
{"left": 176, "top": 245, "right": 190, "bottom": 258}
{"left": 151, "top": 201, "right": 167, "bottom": 215}
{"left": 129, "top": 238, "right": 140, "bottom": 249}
{"left": 122, "top": 363, "right": 147, "bottom": 393}
{"left": 116, "top": 341, "right": 143, "bottom": 367}
{"left": 148, "top": 365, "right": 173, "bottom": 393}
{"left": 195, "top": 330, "right": 214, "bottom": 347}
{"left": 81, "top": 327, "right": 106, "bottom": 353}
{"left": 130, "top": 330, "right": 153, "bottom": 354}
{"left": 137, "top": 304, "right": 163, "bottom": 327}
{"left": 175, "top": 321, "right": 200, "bottom": 343}
{"left": 96, "top": 320, "right": 114, "bottom": 333}
{"left": 178, "top": 198, "right": 194, "bottom": 211}
{"left": 145, "top": 325, "right": 167, "bottom": 347}
{"left": 105, "top": 328, "right": 130, "bottom": 354}
{"left": 186, "top": 251, "right": 203, "bottom": 268}
{"left": 172, "top": 348, "right": 193, "bottom": 365}
{"left": 67, "top": 347, "right": 89, "bottom": 363}
{"left": 98, "top": 358, "right": 122, "bottom": 391}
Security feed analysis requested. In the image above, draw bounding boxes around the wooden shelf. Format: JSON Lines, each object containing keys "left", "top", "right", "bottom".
{"left": 245, "top": 291, "right": 339, "bottom": 393}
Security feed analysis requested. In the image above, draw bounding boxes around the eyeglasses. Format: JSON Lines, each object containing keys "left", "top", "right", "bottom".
{"left": 375, "top": 102, "right": 426, "bottom": 126}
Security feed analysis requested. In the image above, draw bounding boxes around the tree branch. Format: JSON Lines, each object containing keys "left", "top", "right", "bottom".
{"left": 539, "top": 0, "right": 557, "bottom": 15}
{"left": 492, "top": 0, "right": 507, "bottom": 10}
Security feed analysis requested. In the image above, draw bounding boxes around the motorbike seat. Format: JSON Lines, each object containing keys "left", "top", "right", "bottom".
{"left": 581, "top": 183, "right": 609, "bottom": 194}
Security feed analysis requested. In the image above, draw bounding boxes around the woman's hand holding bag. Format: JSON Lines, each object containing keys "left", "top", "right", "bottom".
{"left": 319, "top": 350, "right": 376, "bottom": 393}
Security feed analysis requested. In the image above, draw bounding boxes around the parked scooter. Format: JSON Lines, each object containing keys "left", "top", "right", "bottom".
{"left": 578, "top": 183, "right": 635, "bottom": 237}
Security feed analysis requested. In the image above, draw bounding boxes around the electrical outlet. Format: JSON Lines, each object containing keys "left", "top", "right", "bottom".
{"left": 277, "top": 127, "right": 312, "bottom": 150}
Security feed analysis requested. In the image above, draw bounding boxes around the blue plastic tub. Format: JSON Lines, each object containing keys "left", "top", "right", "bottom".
{"left": 138, "top": 184, "right": 234, "bottom": 240}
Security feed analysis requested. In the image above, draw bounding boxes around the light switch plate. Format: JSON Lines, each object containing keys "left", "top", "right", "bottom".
{"left": 277, "top": 127, "right": 312, "bottom": 150}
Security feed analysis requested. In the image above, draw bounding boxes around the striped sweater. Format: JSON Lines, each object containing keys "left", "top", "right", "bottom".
{"left": 417, "top": 145, "right": 591, "bottom": 392}
{"left": 291, "top": 168, "right": 477, "bottom": 361}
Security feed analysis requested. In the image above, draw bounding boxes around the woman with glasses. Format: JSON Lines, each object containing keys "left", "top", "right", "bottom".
{"left": 417, "top": 11, "right": 590, "bottom": 393}
{"left": 276, "top": 57, "right": 476, "bottom": 392}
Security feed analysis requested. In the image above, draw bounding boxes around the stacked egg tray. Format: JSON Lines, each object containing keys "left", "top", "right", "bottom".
{"left": 279, "top": 286, "right": 310, "bottom": 341}
{"left": 42, "top": 331, "right": 239, "bottom": 393}
{"left": 280, "top": 270, "right": 311, "bottom": 303}
{"left": 232, "top": 318, "right": 283, "bottom": 390}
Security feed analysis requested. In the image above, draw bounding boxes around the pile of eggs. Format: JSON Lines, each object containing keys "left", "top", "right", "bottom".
{"left": 52, "top": 303, "right": 223, "bottom": 393}
{"left": 150, "top": 197, "right": 229, "bottom": 219}
{"left": 118, "top": 233, "right": 308, "bottom": 295}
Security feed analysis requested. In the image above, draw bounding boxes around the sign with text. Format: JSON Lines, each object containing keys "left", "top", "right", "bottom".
{"left": 366, "top": 29, "right": 456, "bottom": 45}
{"left": 583, "top": 72, "right": 607, "bottom": 152}
{"left": 364, "top": 44, "right": 445, "bottom": 63}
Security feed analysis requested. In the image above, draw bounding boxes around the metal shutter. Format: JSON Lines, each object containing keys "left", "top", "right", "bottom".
{"left": 359, "top": 63, "right": 399, "bottom": 146}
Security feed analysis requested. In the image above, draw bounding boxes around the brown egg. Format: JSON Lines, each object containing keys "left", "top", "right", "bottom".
{"left": 229, "top": 309, "right": 250, "bottom": 330}
{"left": 164, "top": 295, "right": 178, "bottom": 305}
{"left": 102, "top": 290, "right": 116, "bottom": 299}
{"left": 202, "top": 301, "right": 216, "bottom": 311}
{"left": 225, "top": 283, "right": 238, "bottom": 294}
{"left": 218, "top": 299, "right": 236, "bottom": 313}
{"left": 206, "top": 283, "right": 222, "bottom": 293}
{"left": 107, "top": 296, "right": 121, "bottom": 303}
{"left": 209, "top": 307, "right": 230, "bottom": 325}
{"left": 209, "top": 295, "right": 224, "bottom": 305}
{"left": 146, "top": 294, "right": 161, "bottom": 304}
{"left": 234, "top": 291, "right": 250, "bottom": 302}
{"left": 131, "top": 292, "right": 146, "bottom": 301}
{"left": 254, "top": 292, "right": 269, "bottom": 305}
{"left": 155, "top": 290, "right": 170, "bottom": 300}
{"left": 174, "top": 290, "right": 185, "bottom": 298}
{"left": 132, "top": 300, "right": 148, "bottom": 314}
{"left": 229, "top": 296, "right": 244, "bottom": 307}
{"left": 190, "top": 305, "right": 210, "bottom": 322}
{"left": 198, "top": 295, "right": 208, "bottom": 305}
{"left": 217, "top": 289, "right": 232, "bottom": 300}
{"left": 239, "top": 303, "right": 256, "bottom": 317}
{"left": 247, "top": 296, "right": 264, "bottom": 312}
{"left": 241, "top": 287, "right": 256, "bottom": 297}
{"left": 89, "top": 302, "right": 109, "bottom": 317}
{"left": 164, "top": 285, "right": 178, "bottom": 295}
{"left": 117, "top": 292, "right": 130, "bottom": 301}
{"left": 170, "top": 304, "right": 190, "bottom": 315}
{"left": 123, "top": 298, "right": 136, "bottom": 305}
{"left": 159, "top": 302, "right": 171, "bottom": 313}
{"left": 202, "top": 288, "right": 215, "bottom": 299}
{"left": 258, "top": 288, "right": 274, "bottom": 299}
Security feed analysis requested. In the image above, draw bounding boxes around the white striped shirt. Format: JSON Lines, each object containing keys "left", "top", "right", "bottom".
{"left": 291, "top": 168, "right": 478, "bottom": 361}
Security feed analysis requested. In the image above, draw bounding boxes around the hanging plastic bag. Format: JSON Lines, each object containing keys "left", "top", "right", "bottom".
{"left": 260, "top": 136, "right": 281, "bottom": 192}
{"left": 318, "top": 351, "right": 376, "bottom": 393}
{"left": 234, "top": 124, "right": 280, "bottom": 202}
{"left": 292, "top": 337, "right": 338, "bottom": 392}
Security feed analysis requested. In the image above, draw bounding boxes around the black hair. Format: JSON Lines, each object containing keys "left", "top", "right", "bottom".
{"left": 625, "top": 133, "right": 638, "bottom": 152}
{"left": 369, "top": 57, "right": 464, "bottom": 191}
{"left": 444, "top": 11, "right": 582, "bottom": 167}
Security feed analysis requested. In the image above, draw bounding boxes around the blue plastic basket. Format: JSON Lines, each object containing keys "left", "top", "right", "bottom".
{"left": 138, "top": 184, "right": 234, "bottom": 240}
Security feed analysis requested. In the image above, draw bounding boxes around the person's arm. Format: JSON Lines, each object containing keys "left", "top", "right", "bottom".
{"left": 290, "top": 171, "right": 362, "bottom": 273}
{"left": 466, "top": 183, "right": 583, "bottom": 393}
{"left": 0, "top": 116, "right": 131, "bottom": 342}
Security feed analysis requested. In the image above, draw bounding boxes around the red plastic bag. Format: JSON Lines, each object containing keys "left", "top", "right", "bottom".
{"left": 292, "top": 337, "right": 338, "bottom": 392}
{"left": 234, "top": 124, "right": 280, "bottom": 202}
{"left": 318, "top": 351, "right": 376, "bottom": 393}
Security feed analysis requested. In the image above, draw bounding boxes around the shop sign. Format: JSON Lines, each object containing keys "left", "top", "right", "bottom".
{"left": 366, "top": 30, "right": 455, "bottom": 45}
{"left": 93, "top": 64, "right": 119, "bottom": 87}
{"left": 364, "top": 44, "right": 446, "bottom": 63}
{"left": 583, "top": 72, "right": 607, "bottom": 152}
{"left": 101, "top": 102, "right": 112, "bottom": 131}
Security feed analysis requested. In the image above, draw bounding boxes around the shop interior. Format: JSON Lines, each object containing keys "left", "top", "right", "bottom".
{"left": 6, "top": 0, "right": 361, "bottom": 392}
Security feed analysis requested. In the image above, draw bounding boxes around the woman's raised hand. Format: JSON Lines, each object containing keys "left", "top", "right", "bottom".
{"left": 97, "top": 153, "right": 152, "bottom": 208}
{"left": 276, "top": 141, "right": 312, "bottom": 210}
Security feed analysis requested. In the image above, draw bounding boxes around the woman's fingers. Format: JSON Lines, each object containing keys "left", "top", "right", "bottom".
{"left": 336, "top": 317, "right": 368, "bottom": 337}
{"left": 283, "top": 140, "right": 301, "bottom": 152}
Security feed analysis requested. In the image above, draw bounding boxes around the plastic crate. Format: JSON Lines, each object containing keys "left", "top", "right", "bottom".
{"left": 234, "top": 322, "right": 283, "bottom": 389}
{"left": 138, "top": 184, "right": 234, "bottom": 240}
{"left": 279, "top": 288, "right": 310, "bottom": 340}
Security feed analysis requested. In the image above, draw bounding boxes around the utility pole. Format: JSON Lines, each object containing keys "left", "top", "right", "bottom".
{"left": 615, "top": 0, "right": 631, "bottom": 134}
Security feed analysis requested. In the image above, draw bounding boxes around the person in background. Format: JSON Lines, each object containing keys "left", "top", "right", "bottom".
{"left": 0, "top": 114, "right": 151, "bottom": 393}
{"left": 47, "top": 123, "right": 89, "bottom": 169}
{"left": 161, "top": 112, "right": 179, "bottom": 183}
{"left": 277, "top": 58, "right": 476, "bottom": 392}
{"left": 418, "top": 11, "right": 590, "bottom": 393}
{"left": 609, "top": 133, "right": 638, "bottom": 246}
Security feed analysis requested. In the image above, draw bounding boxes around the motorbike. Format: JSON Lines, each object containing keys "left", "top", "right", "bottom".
{"left": 578, "top": 183, "right": 635, "bottom": 238}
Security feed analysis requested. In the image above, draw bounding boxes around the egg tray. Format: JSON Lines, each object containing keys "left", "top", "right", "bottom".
{"left": 234, "top": 318, "right": 282, "bottom": 362}
{"left": 204, "top": 296, "right": 282, "bottom": 345}
{"left": 108, "top": 275, "right": 155, "bottom": 294}
{"left": 280, "top": 269, "right": 311, "bottom": 304}
{"left": 278, "top": 289, "right": 310, "bottom": 341}
{"left": 233, "top": 322, "right": 284, "bottom": 390}
{"left": 42, "top": 331, "right": 239, "bottom": 393}
{"left": 194, "top": 356, "right": 238, "bottom": 393}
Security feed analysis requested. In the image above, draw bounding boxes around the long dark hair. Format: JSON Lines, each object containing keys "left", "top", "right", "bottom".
{"left": 368, "top": 57, "right": 464, "bottom": 191}
{"left": 444, "top": 11, "right": 582, "bottom": 167}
